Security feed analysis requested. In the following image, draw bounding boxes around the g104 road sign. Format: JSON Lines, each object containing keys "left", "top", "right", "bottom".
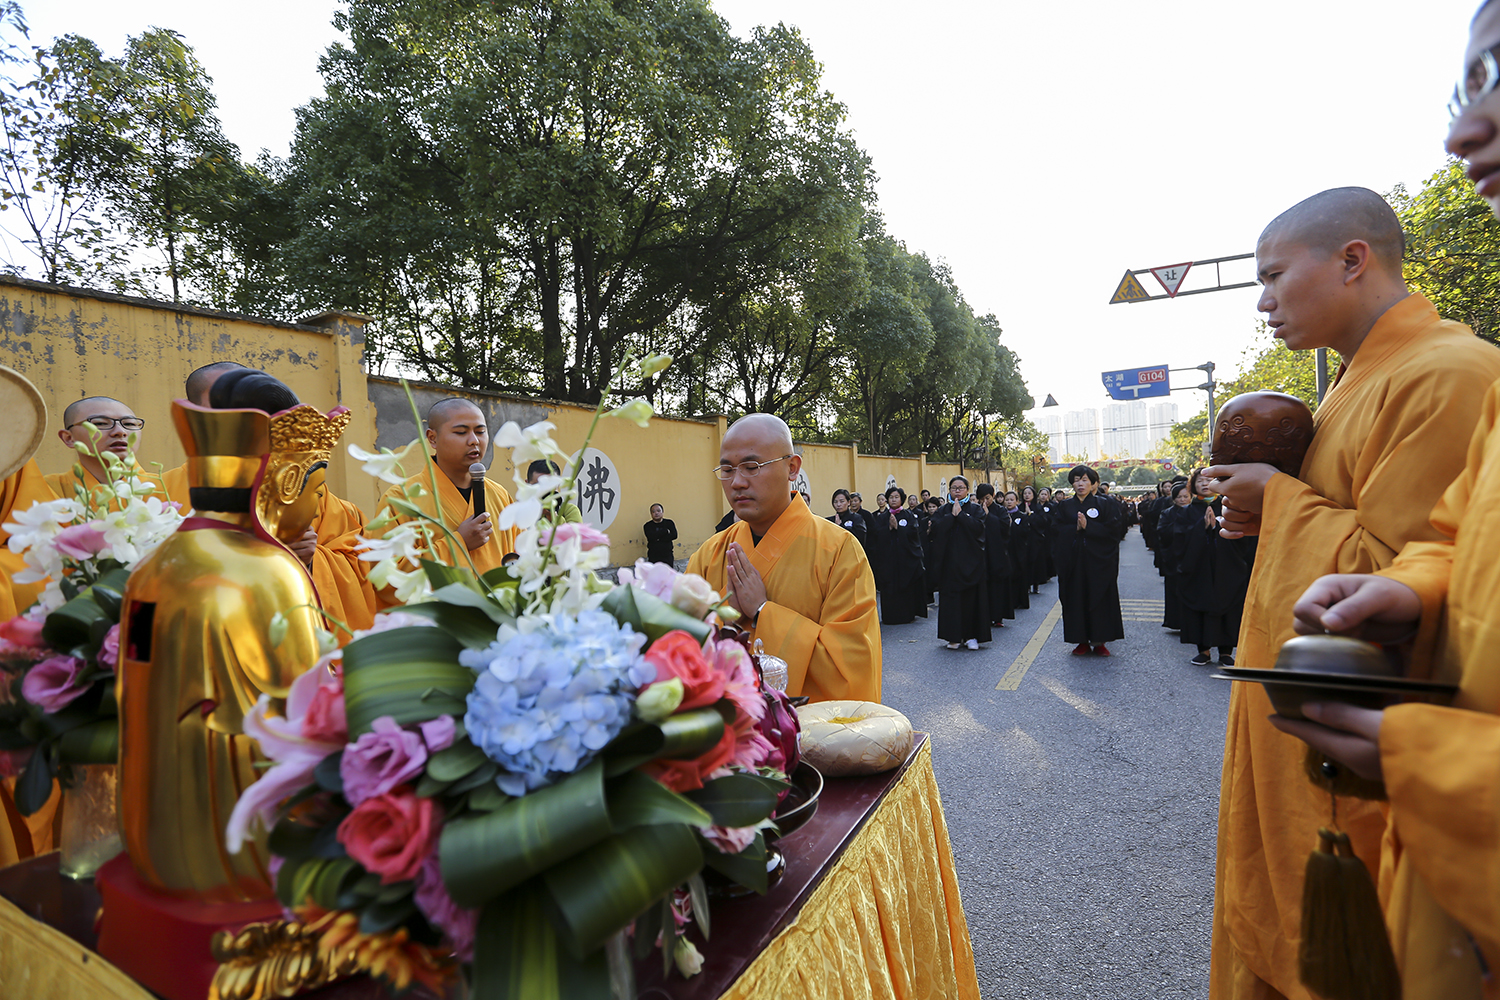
{"left": 1101, "top": 365, "right": 1170, "bottom": 400}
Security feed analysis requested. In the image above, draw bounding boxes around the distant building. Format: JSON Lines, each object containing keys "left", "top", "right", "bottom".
{"left": 1032, "top": 400, "right": 1178, "bottom": 463}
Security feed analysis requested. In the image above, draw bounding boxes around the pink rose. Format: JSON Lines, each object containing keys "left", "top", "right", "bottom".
{"left": 51, "top": 522, "right": 108, "bottom": 561}
{"left": 0, "top": 616, "right": 45, "bottom": 648}
{"left": 340, "top": 716, "right": 428, "bottom": 806}
{"left": 414, "top": 853, "right": 477, "bottom": 960}
{"left": 302, "top": 677, "right": 347, "bottom": 745}
{"left": 643, "top": 631, "right": 724, "bottom": 711}
{"left": 98, "top": 625, "right": 120, "bottom": 670}
{"left": 617, "top": 559, "right": 678, "bottom": 602}
{"left": 21, "top": 655, "right": 90, "bottom": 712}
{"left": 541, "top": 523, "right": 610, "bottom": 551}
{"left": 336, "top": 787, "right": 438, "bottom": 885}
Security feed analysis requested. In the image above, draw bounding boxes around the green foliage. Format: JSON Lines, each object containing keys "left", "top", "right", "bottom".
{"left": 1390, "top": 159, "right": 1500, "bottom": 345}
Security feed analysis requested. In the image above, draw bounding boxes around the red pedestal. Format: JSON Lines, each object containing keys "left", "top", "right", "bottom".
{"left": 95, "top": 854, "right": 285, "bottom": 1000}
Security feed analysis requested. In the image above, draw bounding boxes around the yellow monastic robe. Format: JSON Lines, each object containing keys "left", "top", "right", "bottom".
{"left": 167, "top": 464, "right": 376, "bottom": 638}
{"left": 373, "top": 467, "right": 519, "bottom": 608}
{"left": 44, "top": 465, "right": 169, "bottom": 509}
{"left": 686, "top": 494, "right": 881, "bottom": 703}
{"left": 1369, "top": 378, "right": 1500, "bottom": 999}
{"left": 0, "top": 460, "right": 60, "bottom": 866}
{"left": 1212, "top": 294, "right": 1500, "bottom": 1000}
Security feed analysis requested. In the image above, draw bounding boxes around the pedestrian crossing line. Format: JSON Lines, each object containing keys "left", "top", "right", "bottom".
{"left": 1123, "top": 616, "right": 1163, "bottom": 621}
{"left": 995, "top": 600, "right": 1062, "bottom": 692}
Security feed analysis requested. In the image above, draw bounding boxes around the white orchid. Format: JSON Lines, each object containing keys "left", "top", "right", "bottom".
{"left": 607, "top": 399, "right": 653, "bottom": 428}
{"left": 5, "top": 498, "right": 83, "bottom": 555}
{"left": 637, "top": 353, "right": 672, "bottom": 378}
{"left": 354, "top": 524, "right": 425, "bottom": 565}
{"left": 348, "top": 443, "right": 409, "bottom": 485}
{"left": 492, "top": 420, "right": 565, "bottom": 470}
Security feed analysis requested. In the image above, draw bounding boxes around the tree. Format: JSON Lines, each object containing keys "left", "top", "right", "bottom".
{"left": 1390, "top": 159, "right": 1500, "bottom": 345}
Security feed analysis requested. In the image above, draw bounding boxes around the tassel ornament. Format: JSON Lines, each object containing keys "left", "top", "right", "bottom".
{"left": 1298, "top": 826, "right": 1401, "bottom": 1000}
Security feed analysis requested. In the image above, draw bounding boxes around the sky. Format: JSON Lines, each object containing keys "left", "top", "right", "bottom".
{"left": 18, "top": 0, "right": 1486, "bottom": 421}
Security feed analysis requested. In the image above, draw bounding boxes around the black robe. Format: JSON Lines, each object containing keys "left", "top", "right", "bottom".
{"left": 927, "top": 501, "right": 991, "bottom": 644}
{"left": 643, "top": 518, "right": 678, "bottom": 564}
{"left": 1003, "top": 507, "right": 1031, "bottom": 611}
{"left": 1139, "top": 495, "right": 1164, "bottom": 552}
{"left": 1051, "top": 494, "right": 1125, "bottom": 645}
{"left": 1161, "top": 500, "right": 1253, "bottom": 652}
{"left": 869, "top": 507, "right": 927, "bottom": 624}
{"left": 1155, "top": 505, "right": 1188, "bottom": 630}
{"left": 827, "top": 511, "right": 868, "bottom": 549}
{"left": 1036, "top": 502, "right": 1057, "bottom": 580}
{"left": 1020, "top": 504, "right": 1050, "bottom": 587}
{"left": 982, "top": 505, "right": 1016, "bottom": 623}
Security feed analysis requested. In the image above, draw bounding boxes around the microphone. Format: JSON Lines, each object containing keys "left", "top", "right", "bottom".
{"left": 469, "top": 463, "right": 487, "bottom": 520}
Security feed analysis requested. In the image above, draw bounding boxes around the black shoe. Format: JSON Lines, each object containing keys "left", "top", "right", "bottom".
{"left": 1219, "top": 653, "right": 1236, "bottom": 667}
{"left": 1191, "top": 651, "right": 1212, "bottom": 666}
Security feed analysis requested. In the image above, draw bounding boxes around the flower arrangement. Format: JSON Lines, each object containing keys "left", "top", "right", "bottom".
{"left": 0, "top": 439, "right": 183, "bottom": 814}
{"left": 235, "top": 358, "right": 801, "bottom": 999}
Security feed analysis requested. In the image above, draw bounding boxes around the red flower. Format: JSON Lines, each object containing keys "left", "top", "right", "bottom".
{"left": 336, "top": 787, "right": 438, "bottom": 885}
{"left": 642, "top": 723, "right": 736, "bottom": 793}
{"left": 0, "top": 616, "right": 45, "bottom": 648}
{"left": 643, "top": 630, "right": 724, "bottom": 711}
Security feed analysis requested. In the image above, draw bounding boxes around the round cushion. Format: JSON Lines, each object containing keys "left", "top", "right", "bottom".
{"left": 0, "top": 366, "right": 46, "bottom": 481}
{"left": 796, "top": 700, "right": 913, "bottom": 776}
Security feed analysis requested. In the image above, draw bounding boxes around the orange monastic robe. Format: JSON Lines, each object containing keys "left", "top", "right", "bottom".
{"left": 687, "top": 494, "right": 881, "bottom": 703}
{"left": 165, "top": 464, "right": 377, "bottom": 638}
{"left": 43, "top": 465, "right": 169, "bottom": 509}
{"left": 373, "top": 467, "right": 519, "bottom": 608}
{"left": 1212, "top": 294, "right": 1500, "bottom": 999}
{"left": 1371, "top": 378, "right": 1500, "bottom": 999}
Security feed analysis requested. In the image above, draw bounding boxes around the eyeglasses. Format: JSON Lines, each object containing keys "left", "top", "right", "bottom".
{"left": 1450, "top": 44, "right": 1500, "bottom": 119}
{"left": 713, "top": 454, "right": 793, "bottom": 480}
{"left": 69, "top": 416, "right": 145, "bottom": 432}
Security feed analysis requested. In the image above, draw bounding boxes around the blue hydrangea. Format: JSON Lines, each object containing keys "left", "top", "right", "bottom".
{"left": 460, "top": 610, "right": 655, "bottom": 796}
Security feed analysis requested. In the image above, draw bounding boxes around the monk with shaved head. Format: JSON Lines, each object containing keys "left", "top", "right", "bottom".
{"left": 686, "top": 413, "right": 881, "bottom": 702}
{"left": 369, "top": 396, "right": 518, "bottom": 606}
{"left": 45, "top": 395, "right": 168, "bottom": 504}
{"left": 1204, "top": 189, "right": 1500, "bottom": 1000}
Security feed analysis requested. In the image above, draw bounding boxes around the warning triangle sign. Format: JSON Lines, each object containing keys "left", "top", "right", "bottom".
{"left": 1150, "top": 262, "right": 1193, "bottom": 297}
{"left": 1109, "top": 270, "right": 1151, "bottom": 304}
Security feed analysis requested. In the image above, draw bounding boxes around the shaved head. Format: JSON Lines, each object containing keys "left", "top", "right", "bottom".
{"left": 185, "top": 361, "right": 246, "bottom": 407}
{"left": 426, "top": 397, "right": 484, "bottom": 431}
{"left": 63, "top": 396, "right": 128, "bottom": 427}
{"left": 723, "top": 413, "right": 794, "bottom": 453}
{"left": 1259, "top": 187, "right": 1405, "bottom": 273}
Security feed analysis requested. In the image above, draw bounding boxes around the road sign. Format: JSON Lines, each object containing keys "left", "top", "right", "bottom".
{"left": 1101, "top": 365, "right": 1170, "bottom": 400}
{"left": 1108, "top": 270, "right": 1151, "bottom": 304}
{"left": 1149, "top": 262, "right": 1192, "bottom": 297}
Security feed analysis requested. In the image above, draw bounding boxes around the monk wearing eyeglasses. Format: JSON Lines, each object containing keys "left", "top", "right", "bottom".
{"left": 686, "top": 413, "right": 881, "bottom": 703}
{"left": 44, "top": 396, "right": 168, "bottom": 505}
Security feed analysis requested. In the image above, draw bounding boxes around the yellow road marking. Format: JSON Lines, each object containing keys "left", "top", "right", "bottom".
{"left": 996, "top": 601, "right": 1062, "bottom": 691}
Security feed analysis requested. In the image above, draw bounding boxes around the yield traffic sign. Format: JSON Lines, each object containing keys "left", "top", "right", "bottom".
{"left": 1150, "top": 262, "right": 1193, "bottom": 297}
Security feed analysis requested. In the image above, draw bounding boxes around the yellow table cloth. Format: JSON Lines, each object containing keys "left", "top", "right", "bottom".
{"left": 720, "top": 739, "right": 981, "bottom": 1000}
{"left": 0, "top": 890, "right": 153, "bottom": 999}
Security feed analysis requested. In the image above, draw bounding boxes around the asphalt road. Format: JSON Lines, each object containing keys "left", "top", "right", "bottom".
{"left": 880, "top": 525, "right": 1228, "bottom": 999}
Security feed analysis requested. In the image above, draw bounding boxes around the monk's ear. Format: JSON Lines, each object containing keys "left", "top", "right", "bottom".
{"left": 786, "top": 453, "right": 803, "bottom": 480}
{"left": 57, "top": 428, "right": 73, "bottom": 448}
{"left": 1340, "top": 239, "right": 1372, "bottom": 285}
{"left": 425, "top": 424, "right": 438, "bottom": 452}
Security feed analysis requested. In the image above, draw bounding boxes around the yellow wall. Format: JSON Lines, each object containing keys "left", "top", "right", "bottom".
{"left": 4, "top": 275, "right": 966, "bottom": 566}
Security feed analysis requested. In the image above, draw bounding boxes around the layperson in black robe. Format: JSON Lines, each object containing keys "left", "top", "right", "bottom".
{"left": 1000, "top": 491, "right": 1031, "bottom": 612}
{"left": 1051, "top": 465, "right": 1125, "bottom": 655}
{"left": 975, "top": 484, "right": 1014, "bottom": 626}
{"left": 827, "top": 489, "right": 868, "bottom": 548}
{"left": 1164, "top": 472, "right": 1253, "bottom": 666}
{"left": 927, "top": 475, "right": 990, "bottom": 649}
{"left": 1138, "top": 482, "right": 1167, "bottom": 552}
{"left": 1036, "top": 487, "right": 1058, "bottom": 582}
{"left": 847, "top": 492, "right": 877, "bottom": 584}
{"left": 643, "top": 504, "right": 678, "bottom": 564}
{"left": 1020, "top": 486, "right": 1050, "bottom": 594}
{"left": 1156, "top": 482, "right": 1196, "bottom": 647}
{"left": 869, "top": 486, "right": 927, "bottom": 623}
{"left": 1150, "top": 478, "right": 1188, "bottom": 630}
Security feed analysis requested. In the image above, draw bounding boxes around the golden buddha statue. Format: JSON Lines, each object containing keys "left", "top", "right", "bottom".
{"left": 116, "top": 376, "right": 350, "bottom": 903}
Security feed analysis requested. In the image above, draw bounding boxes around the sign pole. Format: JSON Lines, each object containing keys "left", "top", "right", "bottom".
{"left": 1315, "top": 348, "right": 1329, "bottom": 402}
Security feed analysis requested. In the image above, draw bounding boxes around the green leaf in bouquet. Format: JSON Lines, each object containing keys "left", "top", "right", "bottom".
{"left": 687, "top": 871, "right": 711, "bottom": 940}
{"left": 440, "top": 760, "right": 612, "bottom": 908}
{"left": 447, "top": 760, "right": 499, "bottom": 795}
{"left": 314, "top": 751, "right": 344, "bottom": 794}
{"left": 466, "top": 782, "right": 508, "bottom": 812}
{"left": 599, "top": 585, "right": 642, "bottom": 631}
{"left": 631, "top": 898, "right": 662, "bottom": 961}
{"left": 395, "top": 601, "right": 504, "bottom": 650}
{"left": 0, "top": 724, "right": 34, "bottom": 751}
{"left": 341, "top": 626, "right": 474, "bottom": 735}
{"left": 541, "top": 823, "right": 703, "bottom": 959}
{"left": 268, "top": 816, "right": 323, "bottom": 861}
{"left": 601, "top": 708, "right": 725, "bottom": 777}
{"left": 426, "top": 738, "right": 489, "bottom": 782}
{"left": 479, "top": 566, "right": 520, "bottom": 592}
{"left": 41, "top": 570, "right": 129, "bottom": 655}
{"left": 685, "top": 772, "right": 783, "bottom": 829}
{"left": 376, "top": 879, "right": 416, "bottom": 904}
{"left": 416, "top": 772, "right": 456, "bottom": 798}
{"left": 605, "top": 771, "right": 712, "bottom": 830}
{"left": 608, "top": 585, "right": 713, "bottom": 648}
{"left": 661, "top": 894, "right": 675, "bottom": 979}
{"left": 419, "top": 558, "right": 475, "bottom": 592}
{"left": 13, "top": 743, "right": 55, "bottom": 816}
{"left": 56, "top": 719, "right": 117, "bottom": 765}
{"left": 701, "top": 831, "right": 769, "bottom": 895}
{"left": 471, "top": 882, "right": 611, "bottom": 1000}
{"left": 428, "top": 582, "right": 512, "bottom": 625}
{"left": 359, "top": 895, "right": 417, "bottom": 935}
{"left": 277, "top": 854, "right": 357, "bottom": 911}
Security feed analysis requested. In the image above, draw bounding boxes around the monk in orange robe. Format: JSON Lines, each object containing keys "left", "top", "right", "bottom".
{"left": 686, "top": 414, "right": 880, "bottom": 703}
{"left": 164, "top": 362, "right": 379, "bottom": 637}
{"left": 43, "top": 396, "right": 168, "bottom": 506}
{"left": 0, "top": 458, "right": 61, "bottom": 867}
{"left": 1202, "top": 187, "right": 1500, "bottom": 1000}
{"left": 371, "top": 398, "right": 518, "bottom": 605}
